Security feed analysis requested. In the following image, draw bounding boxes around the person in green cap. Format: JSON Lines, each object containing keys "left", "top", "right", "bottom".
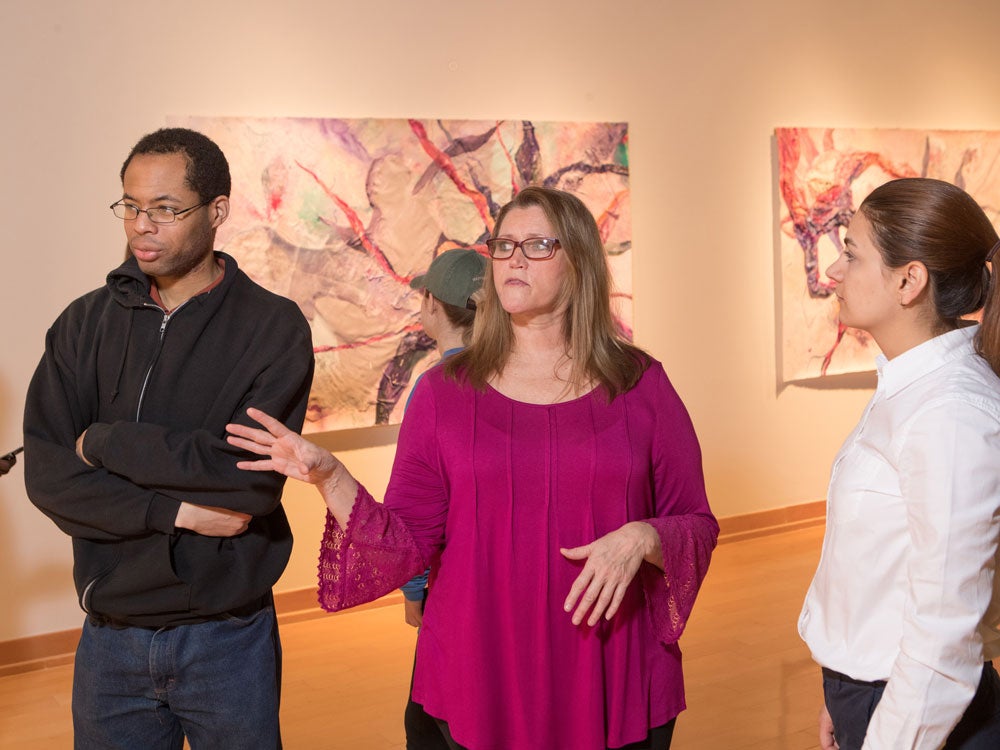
{"left": 402, "top": 248, "right": 486, "bottom": 749}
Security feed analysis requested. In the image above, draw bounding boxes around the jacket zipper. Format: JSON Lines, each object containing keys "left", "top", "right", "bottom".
{"left": 80, "top": 577, "right": 98, "bottom": 614}
{"left": 83, "top": 299, "right": 188, "bottom": 616}
{"left": 135, "top": 301, "right": 190, "bottom": 421}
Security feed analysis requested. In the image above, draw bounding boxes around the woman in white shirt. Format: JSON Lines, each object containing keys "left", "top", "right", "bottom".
{"left": 799, "top": 177, "right": 1000, "bottom": 749}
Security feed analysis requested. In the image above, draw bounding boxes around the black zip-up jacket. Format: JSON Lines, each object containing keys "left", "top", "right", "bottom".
{"left": 24, "top": 252, "right": 314, "bottom": 627}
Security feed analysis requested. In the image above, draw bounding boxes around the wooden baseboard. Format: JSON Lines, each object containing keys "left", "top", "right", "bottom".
{"left": 0, "top": 589, "right": 403, "bottom": 678}
{"left": 0, "top": 502, "right": 825, "bottom": 676}
{"left": 717, "top": 500, "right": 826, "bottom": 544}
{"left": 0, "top": 629, "right": 80, "bottom": 677}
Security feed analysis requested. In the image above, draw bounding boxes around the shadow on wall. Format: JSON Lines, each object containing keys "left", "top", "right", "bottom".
{"left": 0, "top": 372, "right": 77, "bottom": 641}
{"left": 311, "top": 423, "right": 401, "bottom": 453}
{"left": 0, "top": 380, "right": 403, "bottom": 642}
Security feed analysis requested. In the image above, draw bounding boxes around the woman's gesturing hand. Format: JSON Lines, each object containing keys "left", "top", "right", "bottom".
{"left": 227, "top": 407, "right": 340, "bottom": 485}
{"left": 560, "top": 521, "right": 660, "bottom": 627}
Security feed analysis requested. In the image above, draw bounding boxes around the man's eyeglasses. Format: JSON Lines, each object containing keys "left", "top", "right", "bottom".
{"left": 109, "top": 200, "right": 210, "bottom": 225}
{"left": 485, "top": 237, "right": 561, "bottom": 260}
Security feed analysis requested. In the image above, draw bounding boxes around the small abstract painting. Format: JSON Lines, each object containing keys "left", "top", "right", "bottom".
{"left": 775, "top": 126, "right": 1000, "bottom": 382}
{"left": 169, "top": 116, "right": 631, "bottom": 431}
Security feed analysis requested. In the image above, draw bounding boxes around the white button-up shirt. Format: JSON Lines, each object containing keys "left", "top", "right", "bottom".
{"left": 799, "top": 325, "right": 1000, "bottom": 749}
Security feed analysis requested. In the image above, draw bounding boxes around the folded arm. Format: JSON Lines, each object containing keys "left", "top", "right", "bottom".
{"left": 25, "top": 307, "right": 313, "bottom": 539}
{"left": 77, "top": 327, "right": 313, "bottom": 516}
{"left": 24, "top": 323, "right": 181, "bottom": 540}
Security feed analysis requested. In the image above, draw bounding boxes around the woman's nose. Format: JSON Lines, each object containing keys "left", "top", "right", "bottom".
{"left": 508, "top": 246, "right": 529, "bottom": 267}
{"left": 825, "top": 257, "right": 843, "bottom": 284}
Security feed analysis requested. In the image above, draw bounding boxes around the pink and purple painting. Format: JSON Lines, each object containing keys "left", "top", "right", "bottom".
{"left": 776, "top": 126, "right": 1000, "bottom": 382}
{"left": 169, "top": 116, "right": 631, "bottom": 432}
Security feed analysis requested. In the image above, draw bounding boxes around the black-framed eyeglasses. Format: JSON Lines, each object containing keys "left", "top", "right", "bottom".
{"left": 485, "top": 237, "right": 561, "bottom": 260}
{"left": 109, "top": 200, "right": 210, "bottom": 225}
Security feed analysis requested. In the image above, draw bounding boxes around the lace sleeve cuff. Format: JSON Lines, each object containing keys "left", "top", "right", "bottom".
{"left": 640, "top": 513, "right": 718, "bottom": 644}
{"left": 317, "top": 484, "right": 426, "bottom": 612}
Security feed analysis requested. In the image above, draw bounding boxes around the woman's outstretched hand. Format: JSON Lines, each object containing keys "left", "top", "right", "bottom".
{"left": 228, "top": 408, "right": 359, "bottom": 527}
{"left": 227, "top": 407, "right": 340, "bottom": 485}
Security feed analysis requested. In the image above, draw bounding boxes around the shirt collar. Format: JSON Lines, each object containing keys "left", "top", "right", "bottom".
{"left": 149, "top": 257, "right": 226, "bottom": 313}
{"left": 876, "top": 325, "right": 977, "bottom": 397}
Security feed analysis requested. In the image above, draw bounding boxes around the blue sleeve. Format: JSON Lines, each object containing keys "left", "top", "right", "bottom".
{"left": 400, "top": 569, "right": 430, "bottom": 601}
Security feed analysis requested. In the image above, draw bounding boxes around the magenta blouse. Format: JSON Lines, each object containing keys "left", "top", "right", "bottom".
{"left": 318, "top": 360, "right": 717, "bottom": 750}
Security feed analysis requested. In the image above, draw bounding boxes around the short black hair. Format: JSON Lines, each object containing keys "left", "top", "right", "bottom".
{"left": 120, "top": 127, "right": 231, "bottom": 201}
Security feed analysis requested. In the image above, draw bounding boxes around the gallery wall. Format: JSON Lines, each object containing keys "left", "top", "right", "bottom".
{"left": 2, "top": 0, "right": 999, "bottom": 641}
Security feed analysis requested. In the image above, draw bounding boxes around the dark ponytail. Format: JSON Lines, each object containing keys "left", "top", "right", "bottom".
{"left": 977, "top": 240, "right": 1000, "bottom": 374}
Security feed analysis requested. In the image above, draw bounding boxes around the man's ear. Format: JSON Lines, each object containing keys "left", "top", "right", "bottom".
{"left": 209, "top": 196, "right": 230, "bottom": 228}
{"left": 898, "top": 261, "right": 929, "bottom": 306}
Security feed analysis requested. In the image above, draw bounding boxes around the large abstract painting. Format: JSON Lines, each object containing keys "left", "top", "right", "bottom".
{"left": 776, "top": 126, "right": 1000, "bottom": 382}
{"left": 169, "top": 116, "right": 631, "bottom": 431}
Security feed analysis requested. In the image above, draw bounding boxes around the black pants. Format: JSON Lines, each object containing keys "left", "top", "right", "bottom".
{"left": 404, "top": 659, "right": 448, "bottom": 750}
{"left": 404, "top": 587, "right": 449, "bottom": 750}
{"left": 434, "top": 719, "right": 676, "bottom": 750}
{"left": 823, "top": 661, "right": 1000, "bottom": 750}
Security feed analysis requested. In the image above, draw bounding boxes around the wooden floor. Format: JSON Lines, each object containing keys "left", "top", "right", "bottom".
{"left": 0, "top": 525, "right": 827, "bottom": 749}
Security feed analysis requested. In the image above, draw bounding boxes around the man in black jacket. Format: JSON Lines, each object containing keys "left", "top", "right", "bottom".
{"left": 23, "top": 128, "right": 314, "bottom": 748}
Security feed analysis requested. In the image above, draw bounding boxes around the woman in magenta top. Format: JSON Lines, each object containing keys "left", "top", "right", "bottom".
{"left": 229, "top": 187, "right": 718, "bottom": 750}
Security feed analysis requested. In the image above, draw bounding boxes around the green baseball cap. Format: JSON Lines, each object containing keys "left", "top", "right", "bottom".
{"left": 410, "top": 249, "right": 487, "bottom": 309}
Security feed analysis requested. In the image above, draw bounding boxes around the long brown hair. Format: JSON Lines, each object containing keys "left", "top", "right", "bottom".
{"left": 859, "top": 177, "right": 1000, "bottom": 373}
{"left": 446, "top": 186, "right": 646, "bottom": 398}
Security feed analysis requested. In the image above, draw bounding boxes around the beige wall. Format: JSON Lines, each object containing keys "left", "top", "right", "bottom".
{"left": 3, "top": 0, "right": 1000, "bottom": 641}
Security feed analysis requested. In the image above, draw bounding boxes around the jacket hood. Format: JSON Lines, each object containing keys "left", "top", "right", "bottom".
{"left": 106, "top": 251, "right": 238, "bottom": 308}
{"left": 106, "top": 255, "right": 153, "bottom": 308}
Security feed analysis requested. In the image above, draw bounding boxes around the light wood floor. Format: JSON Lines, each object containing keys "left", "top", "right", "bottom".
{"left": 0, "top": 525, "right": 827, "bottom": 749}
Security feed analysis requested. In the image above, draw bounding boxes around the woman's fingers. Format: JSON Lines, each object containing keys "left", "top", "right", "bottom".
{"left": 245, "top": 407, "right": 291, "bottom": 436}
{"left": 566, "top": 573, "right": 624, "bottom": 626}
{"left": 225, "top": 408, "right": 290, "bottom": 451}
{"left": 235, "top": 457, "right": 276, "bottom": 472}
{"left": 585, "top": 582, "right": 617, "bottom": 626}
{"left": 226, "top": 409, "right": 337, "bottom": 485}
{"left": 561, "top": 525, "right": 649, "bottom": 626}
{"left": 226, "top": 433, "right": 272, "bottom": 456}
{"left": 602, "top": 583, "right": 628, "bottom": 622}
{"left": 561, "top": 545, "right": 593, "bottom": 617}
{"left": 562, "top": 557, "right": 620, "bottom": 626}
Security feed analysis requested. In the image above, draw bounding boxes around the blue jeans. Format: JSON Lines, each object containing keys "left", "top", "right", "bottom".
{"left": 823, "top": 662, "right": 1000, "bottom": 750}
{"left": 72, "top": 604, "right": 282, "bottom": 749}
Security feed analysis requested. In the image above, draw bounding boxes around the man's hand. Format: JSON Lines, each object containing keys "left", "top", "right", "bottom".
{"left": 403, "top": 598, "right": 423, "bottom": 628}
{"left": 75, "top": 430, "right": 94, "bottom": 466}
{"left": 175, "top": 502, "right": 251, "bottom": 537}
